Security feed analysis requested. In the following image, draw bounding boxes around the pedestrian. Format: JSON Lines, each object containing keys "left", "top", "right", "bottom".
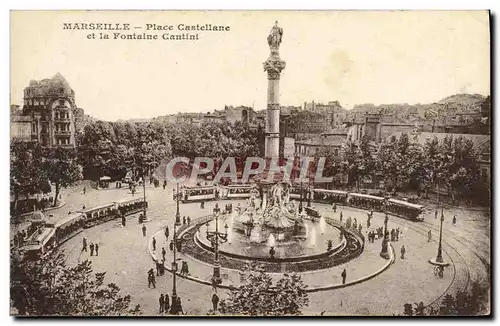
{"left": 122, "top": 215, "right": 126, "bottom": 227}
{"left": 83, "top": 186, "right": 86, "bottom": 195}
{"left": 212, "top": 292, "right": 220, "bottom": 312}
{"left": 156, "top": 261, "right": 161, "bottom": 276}
{"left": 358, "top": 224, "right": 362, "bottom": 234}
{"left": 435, "top": 210, "right": 438, "bottom": 219}
{"left": 150, "top": 273, "right": 156, "bottom": 288}
{"left": 183, "top": 216, "right": 186, "bottom": 225}
{"left": 428, "top": 230, "right": 432, "bottom": 242}
{"left": 390, "top": 229, "right": 395, "bottom": 242}
{"left": 163, "top": 180, "right": 167, "bottom": 190}
{"left": 163, "top": 293, "right": 170, "bottom": 314}
{"left": 339, "top": 211, "right": 343, "bottom": 224}
{"left": 341, "top": 268, "right": 347, "bottom": 284}
{"left": 162, "top": 247, "right": 166, "bottom": 261}
{"left": 169, "top": 240, "right": 174, "bottom": 251}
{"left": 142, "top": 224, "right": 147, "bottom": 237}
{"left": 165, "top": 226, "right": 169, "bottom": 240}
{"left": 332, "top": 203, "right": 337, "bottom": 213}
{"left": 453, "top": 215, "right": 457, "bottom": 226}
{"left": 95, "top": 243, "right": 99, "bottom": 256}
{"left": 152, "top": 237, "right": 156, "bottom": 251}
{"left": 201, "top": 201, "right": 205, "bottom": 209}
{"left": 400, "top": 245, "right": 406, "bottom": 260}
{"left": 82, "top": 237, "right": 88, "bottom": 252}
{"left": 159, "top": 294, "right": 165, "bottom": 313}
{"left": 89, "top": 243, "right": 94, "bottom": 256}
{"left": 187, "top": 216, "right": 191, "bottom": 226}
{"left": 396, "top": 228, "right": 401, "bottom": 241}
{"left": 82, "top": 205, "right": 86, "bottom": 210}
{"left": 177, "top": 296, "right": 183, "bottom": 314}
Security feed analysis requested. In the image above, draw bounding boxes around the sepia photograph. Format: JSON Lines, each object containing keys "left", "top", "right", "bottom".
{"left": 9, "top": 10, "right": 491, "bottom": 317}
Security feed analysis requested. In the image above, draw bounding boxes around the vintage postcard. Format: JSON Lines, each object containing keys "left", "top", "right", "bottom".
{"left": 9, "top": 10, "right": 491, "bottom": 316}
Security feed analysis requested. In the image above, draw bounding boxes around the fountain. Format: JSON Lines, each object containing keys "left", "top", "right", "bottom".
{"left": 309, "top": 227, "right": 317, "bottom": 247}
{"left": 267, "top": 234, "right": 276, "bottom": 247}
{"left": 319, "top": 215, "right": 326, "bottom": 235}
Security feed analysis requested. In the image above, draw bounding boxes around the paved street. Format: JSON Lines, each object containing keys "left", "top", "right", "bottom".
{"left": 55, "top": 183, "right": 490, "bottom": 316}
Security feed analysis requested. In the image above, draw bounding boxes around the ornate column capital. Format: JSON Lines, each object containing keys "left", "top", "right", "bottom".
{"left": 263, "top": 59, "right": 286, "bottom": 80}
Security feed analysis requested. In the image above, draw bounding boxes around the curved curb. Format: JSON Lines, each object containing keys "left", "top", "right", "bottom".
{"left": 12, "top": 200, "right": 67, "bottom": 221}
{"left": 428, "top": 258, "right": 450, "bottom": 267}
{"left": 147, "top": 225, "right": 395, "bottom": 293}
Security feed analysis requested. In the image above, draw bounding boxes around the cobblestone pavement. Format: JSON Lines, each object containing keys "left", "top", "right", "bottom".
{"left": 57, "top": 183, "right": 490, "bottom": 316}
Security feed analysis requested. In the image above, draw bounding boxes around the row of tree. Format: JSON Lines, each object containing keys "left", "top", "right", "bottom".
{"left": 315, "top": 133, "right": 489, "bottom": 204}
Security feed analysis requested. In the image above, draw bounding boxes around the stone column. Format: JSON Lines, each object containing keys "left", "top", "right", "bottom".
{"left": 263, "top": 36, "right": 286, "bottom": 158}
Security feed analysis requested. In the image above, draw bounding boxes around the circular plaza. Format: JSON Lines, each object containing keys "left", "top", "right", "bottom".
{"left": 51, "top": 181, "right": 490, "bottom": 316}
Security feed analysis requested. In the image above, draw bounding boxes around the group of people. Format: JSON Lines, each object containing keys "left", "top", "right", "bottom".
{"left": 81, "top": 237, "right": 99, "bottom": 256}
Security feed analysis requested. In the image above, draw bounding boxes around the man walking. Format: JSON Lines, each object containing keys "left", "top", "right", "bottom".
{"left": 169, "top": 240, "right": 174, "bottom": 252}
{"left": 400, "top": 245, "right": 406, "bottom": 260}
{"left": 89, "top": 243, "right": 95, "bottom": 256}
{"left": 159, "top": 294, "right": 165, "bottom": 313}
{"left": 82, "top": 237, "right": 88, "bottom": 252}
{"left": 452, "top": 215, "right": 457, "bottom": 226}
{"left": 187, "top": 216, "right": 191, "bottom": 226}
{"left": 162, "top": 247, "right": 166, "bottom": 261}
{"left": 428, "top": 230, "right": 432, "bottom": 242}
{"left": 435, "top": 210, "right": 438, "bottom": 219}
{"left": 142, "top": 224, "right": 147, "bottom": 237}
{"left": 152, "top": 237, "right": 156, "bottom": 251}
{"left": 341, "top": 268, "right": 347, "bottom": 284}
{"left": 95, "top": 243, "right": 99, "bottom": 256}
{"left": 183, "top": 216, "right": 186, "bottom": 225}
{"left": 165, "top": 226, "right": 169, "bottom": 240}
{"left": 212, "top": 292, "right": 220, "bottom": 312}
{"left": 164, "top": 293, "right": 170, "bottom": 313}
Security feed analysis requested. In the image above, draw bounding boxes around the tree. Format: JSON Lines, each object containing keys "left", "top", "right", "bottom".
{"left": 42, "top": 146, "right": 82, "bottom": 206}
{"left": 11, "top": 249, "right": 141, "bottom": 316}
{"left": 219, "top": 263, "right": 308, "bottom": 316}
{"left": 10, "top": 141, "right": 49, "bottom": 214}
{"left": 314, "top": 146, "right": 342, "bottom": 187}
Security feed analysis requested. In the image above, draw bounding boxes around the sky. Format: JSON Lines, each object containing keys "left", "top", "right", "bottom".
{"left": 10, "top": 10, "right": 490, "bottom": 121}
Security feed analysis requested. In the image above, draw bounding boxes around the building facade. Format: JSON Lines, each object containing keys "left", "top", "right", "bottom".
{"left": 13, "top": 73, "right": 84, "bottom": 147}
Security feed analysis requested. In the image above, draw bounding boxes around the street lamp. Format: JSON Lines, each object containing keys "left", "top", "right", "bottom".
{"left": 429, "top": 207, "right": 449, "bottom": 266}
{"left": 299, "top": 180, "right": 304, "bottom": 213}
{"left": 307, "top": 179, "right": 312, "bottom": 207}
{"left": 206, "top": 203, "right": 228, "bottom": 285}
{"left": 380, "top": 198, "right": 390, "bottom": 259}
{"left": 169, "top": 222, "right": 183, "bottom": 315}
{"left": 175, "top": 182, "right": 181, "bottom": 226}
{"left": 142, "top": 169, "right": 147, "bottom": 218}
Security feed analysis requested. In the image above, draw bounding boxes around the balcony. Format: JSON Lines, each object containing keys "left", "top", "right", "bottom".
{"left": 54, "top": 130, "right": 71, "bottom": 135}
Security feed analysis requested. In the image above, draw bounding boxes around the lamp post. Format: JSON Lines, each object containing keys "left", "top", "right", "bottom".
{"left": 175, "top": 182, "right": 181, "bottom": 226}
{"left": 206, "top": 203, "right": 228, "bottom": 285}
{"left": 307, "top": 179, "right": 312, "bottom": 207}
{"left": 169, "top": 184, "right": 183, "bottom": 315}
{"left": 436, "top": 207, "right": 445, "bottom": 263}
{"left": 380, "top": 198, "right": 390, "bottom": 259}
{"left": 299, "top": 180, "right": 303, "bottom": 213}
{"left": 142, "top": 169, "right": 147, "bottom": 218}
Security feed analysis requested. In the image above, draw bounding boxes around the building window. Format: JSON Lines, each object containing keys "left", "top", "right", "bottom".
{"left": 334, "top": 148, "right": 339, "bottom": 156}
{"left": 59, "top": 99, "right": 65, "bottom": 106}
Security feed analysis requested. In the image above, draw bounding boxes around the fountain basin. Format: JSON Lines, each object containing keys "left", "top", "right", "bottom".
{"left": 195, "top": 218, "right": 343, "bottom": 262}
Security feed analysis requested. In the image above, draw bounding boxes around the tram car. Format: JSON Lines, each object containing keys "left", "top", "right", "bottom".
{"left": 21, "top": 227, "right": 56, "bottom": 257}
{"left": 47, "top": 212, "right": 86, "bottom": 246}
{"left": 115, "top": 196, "right": 147, "bottom": 216}
{"left": 219, "top": 184, "right": 257, "bottom": 199}
{"left": 386, "top": 198, "right": 425, "bottom": 222}
{"left": 347, "top": 193, "right": 386, "bottom": 211}
{"left": 83, "top": 203, "right": 117, "bottom": 228}
{"left": 289, "top": 184, "right": 309, "bottom": 200}
{"left": 181, "top": 185, "right": 217, "bottom": 203}
{"left": 312, "top": 189, "right": 349, "bottom": 204}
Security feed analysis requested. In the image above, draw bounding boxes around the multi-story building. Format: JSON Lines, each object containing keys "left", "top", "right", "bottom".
{"left": 13, "top": 73, "right": 84, "bottom": 147}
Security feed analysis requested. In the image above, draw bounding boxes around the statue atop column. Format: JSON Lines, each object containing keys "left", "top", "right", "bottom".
{"left": 267, "top": 21, "right": 283, "bottom": 50}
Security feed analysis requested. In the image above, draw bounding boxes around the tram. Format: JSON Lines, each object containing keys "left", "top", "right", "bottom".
{"left": 47, "top": 212, "right": 86, "bottom": 245}
{"left": 219, "top": 184, "right": 257, "bottom": 199}
{"left": 115, "top": 196, "right": 147, "bottom": 216}
{"left": 312, "top": 189, "right": 349, "bottom": 204}
{"left": 347, "top": 193, "right": 386, "bottom": 211}
{"left": 83, "top": 203, "right": 117, "bottom": 228}
{"left": 21, "top": 227, "right": 56, "bottom": 256}
{"left": 181, "top": 185, "right": 217, "bottom": 203}
{"left": 386, "top": 198, "right": 425, "bottom": 222}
